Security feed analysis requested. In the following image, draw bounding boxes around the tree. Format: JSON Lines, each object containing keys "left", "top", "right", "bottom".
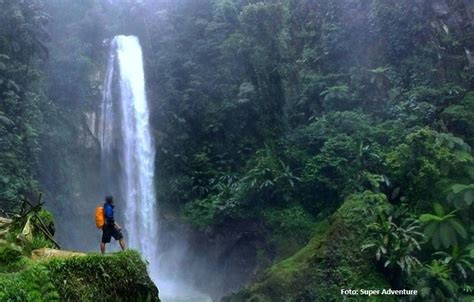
{"left": 320, "top": 84, "right": 350, "bottom": 112}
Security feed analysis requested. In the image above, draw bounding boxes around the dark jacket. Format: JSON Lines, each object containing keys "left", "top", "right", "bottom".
{"left": 104, "top": 202, "right": 115, "bottom": 225}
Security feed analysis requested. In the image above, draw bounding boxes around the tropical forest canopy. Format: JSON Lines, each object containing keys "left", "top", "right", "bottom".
{"left": 0, "top": 0, "right": 473, "bottom": 301}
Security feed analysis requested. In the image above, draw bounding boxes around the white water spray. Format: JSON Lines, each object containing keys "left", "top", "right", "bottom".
{"left": 100, "top": 35, "right": 211, "bottom": 302}
{"left": 99, "top": 35, "right": 159, "bottom": 281}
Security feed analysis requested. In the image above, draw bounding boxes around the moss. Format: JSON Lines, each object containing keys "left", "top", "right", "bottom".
{"left": 47, "top": 250, "right": 159, "bottom": 301}
{"left": 0, "top": 210, "right": 158, "bottom": 301}
{"left": 224, "top": 191, "right": 393, "bottom": 302}
{"left": 0, "top": 250, "right": 160, "bottom": 302}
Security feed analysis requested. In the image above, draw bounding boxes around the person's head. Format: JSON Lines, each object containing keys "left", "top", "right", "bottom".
{"left": 105, "top": 195, "right": 114, "bottom": 204}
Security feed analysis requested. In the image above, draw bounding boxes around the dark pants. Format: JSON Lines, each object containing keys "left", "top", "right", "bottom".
{"left": 101, "top": 223, "right": 123, "bottom": 243}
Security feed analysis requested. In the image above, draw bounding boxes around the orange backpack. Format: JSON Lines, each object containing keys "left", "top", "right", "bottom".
{"left": 95, "top": 206, "right": 105, "bottom": 229}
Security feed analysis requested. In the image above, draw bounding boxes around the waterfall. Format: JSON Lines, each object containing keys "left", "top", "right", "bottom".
{"left": 99, "top": 35, "right": 159, "bottom": 281}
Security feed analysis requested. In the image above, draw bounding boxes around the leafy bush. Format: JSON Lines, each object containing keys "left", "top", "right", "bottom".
{"left": 447, "top": 183, "right": 474, "bottom": 209}
{"left": 386, "top": 128, "right": 467, "bottom": 206}
{"left": 434, "top": 245, "right": 474, "bottom": 280}
{"left": 224, "top": 191, "right": 391, "bottom": 301}
{"left": 362, "top": 214, "right": 424, "bottom": 276}
{"left": 184, "top": 148, "right": 300, "bottom": 227}
{"left": 415, "top": 260, "right": 460, "bottom": 301}
{"left": 300, "top": 134, "right": 360, "bottom": 211}
{"left": 420, "top": 203, "right": 467, "bottom": 249}
{"left": 184, "top": 193, "right": 239, "bottom": 228}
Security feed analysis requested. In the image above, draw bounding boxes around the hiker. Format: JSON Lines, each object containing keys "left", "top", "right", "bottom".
{"left": 100, "top": 195, "right": 126, "bottom": 254}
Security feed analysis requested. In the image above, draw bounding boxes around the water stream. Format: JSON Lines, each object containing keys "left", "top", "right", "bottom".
{"left": 99, "top": 35, "right": 159, "bottom": 279}
{"left": 99, "top": 35, "right": 211, "bottom": 302}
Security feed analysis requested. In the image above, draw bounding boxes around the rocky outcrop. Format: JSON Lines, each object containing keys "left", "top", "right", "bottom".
{"left": 48, "top": 250, "right": 160, "bottom": 301}
{"left": 431, "top": 0, "right": 474, "bottom": 87}
{"left": 0, "top": 248, "right": 160, "bottom": 302}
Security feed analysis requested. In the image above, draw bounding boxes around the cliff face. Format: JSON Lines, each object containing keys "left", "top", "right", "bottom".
{"left": 223, "top": 192, "right": 392, "bottom": 302}
{"left": 431, "top": 0, "right": 474, "bottom": 87}
{"left": 39, "top": 108, "right": 104, "bottom": 251}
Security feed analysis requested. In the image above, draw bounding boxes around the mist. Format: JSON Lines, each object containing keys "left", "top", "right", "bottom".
{"left": 1, "top": 0, "right": 473, "bottom": 301}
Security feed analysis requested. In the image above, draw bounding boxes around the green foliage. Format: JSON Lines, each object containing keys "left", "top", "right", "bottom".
{"left": 386, "top": 128, "right": 468, "bottom": 205}
{"left": 434, "top": 245, "right": 474, "bottom": 280}
{"left": 1, "top": 0, "right": 473, "bottom": 300}
{"left": 448, "top": 183, "right": 474, "bottom": 208}
{"left": 362, "top": 215, "right": 424, "bottom": 276}
{"left": 0, "top": 251, "right": 158, "bottom": 302}
{"left": 0, "top": 243, "right": 25, "bottom": 273}
{"left": 224, "top": 191, "right": 391, "bottom": 301}
{"left": 442, "top": 92, "right": 474, "bottom": 146}
{"left": 0, "top": 276, "right": 29, "bottom": 302}
{"left": 28, "top": 235, "right": 55, "bottom": 251}
{"left": 293, "top": 112, "right": 392, "bottom": 213}
{"left": 27, "top": 265, "right": 60, "bottom": 302}
{"left": 239, "top": 148, "right": 300, "bottom": 203}
{"left": 263, "top": 205, "right": 316, "bottom": 258}
{"left": 320, "top": 84, "right": 351, "bottom": 111}
{"left": 420, "top": 203, "right": 467, "bottom": 249}
{"left": 0, "top": 262, "right": 59, "bottom": 302}
{"left": 184, "top": 193, "right": 236, "bottom": 228}
{"left": 0, "top": 0, "right": 51, "bottom": 204}
{"left": 47, "top": 250, "right": 159, "bottom": 301}
{"left": 415, "top": 260, "right": 460, "bottom": 301}
{"left": 35, "top": 209, "right": 54, "bottom": 229}
{"left": 184, "top": 147, "right": 300, "bottom": 227}
{"left": 20, "top": 209, "right": 57, "bottom": 253}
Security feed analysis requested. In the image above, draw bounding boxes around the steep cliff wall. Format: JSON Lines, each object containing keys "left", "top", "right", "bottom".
{"left": 223, "top": 192, "right": 391, "bottom": 302}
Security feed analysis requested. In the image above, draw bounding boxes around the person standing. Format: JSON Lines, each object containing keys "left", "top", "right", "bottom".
{"left": 100, "top": 196, "right": 126, "bottom": 254}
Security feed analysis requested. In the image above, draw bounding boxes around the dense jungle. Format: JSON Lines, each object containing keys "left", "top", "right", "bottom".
{"left": 0, "top": 0, "right": 473, "bottom": 301}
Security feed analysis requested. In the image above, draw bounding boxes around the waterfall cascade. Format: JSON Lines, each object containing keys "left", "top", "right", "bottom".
{"left": 99, "top": 35, "right": 211, "bottom": 302}
{"left": 99, "top": 35, "right": 159, "bottom": 281}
